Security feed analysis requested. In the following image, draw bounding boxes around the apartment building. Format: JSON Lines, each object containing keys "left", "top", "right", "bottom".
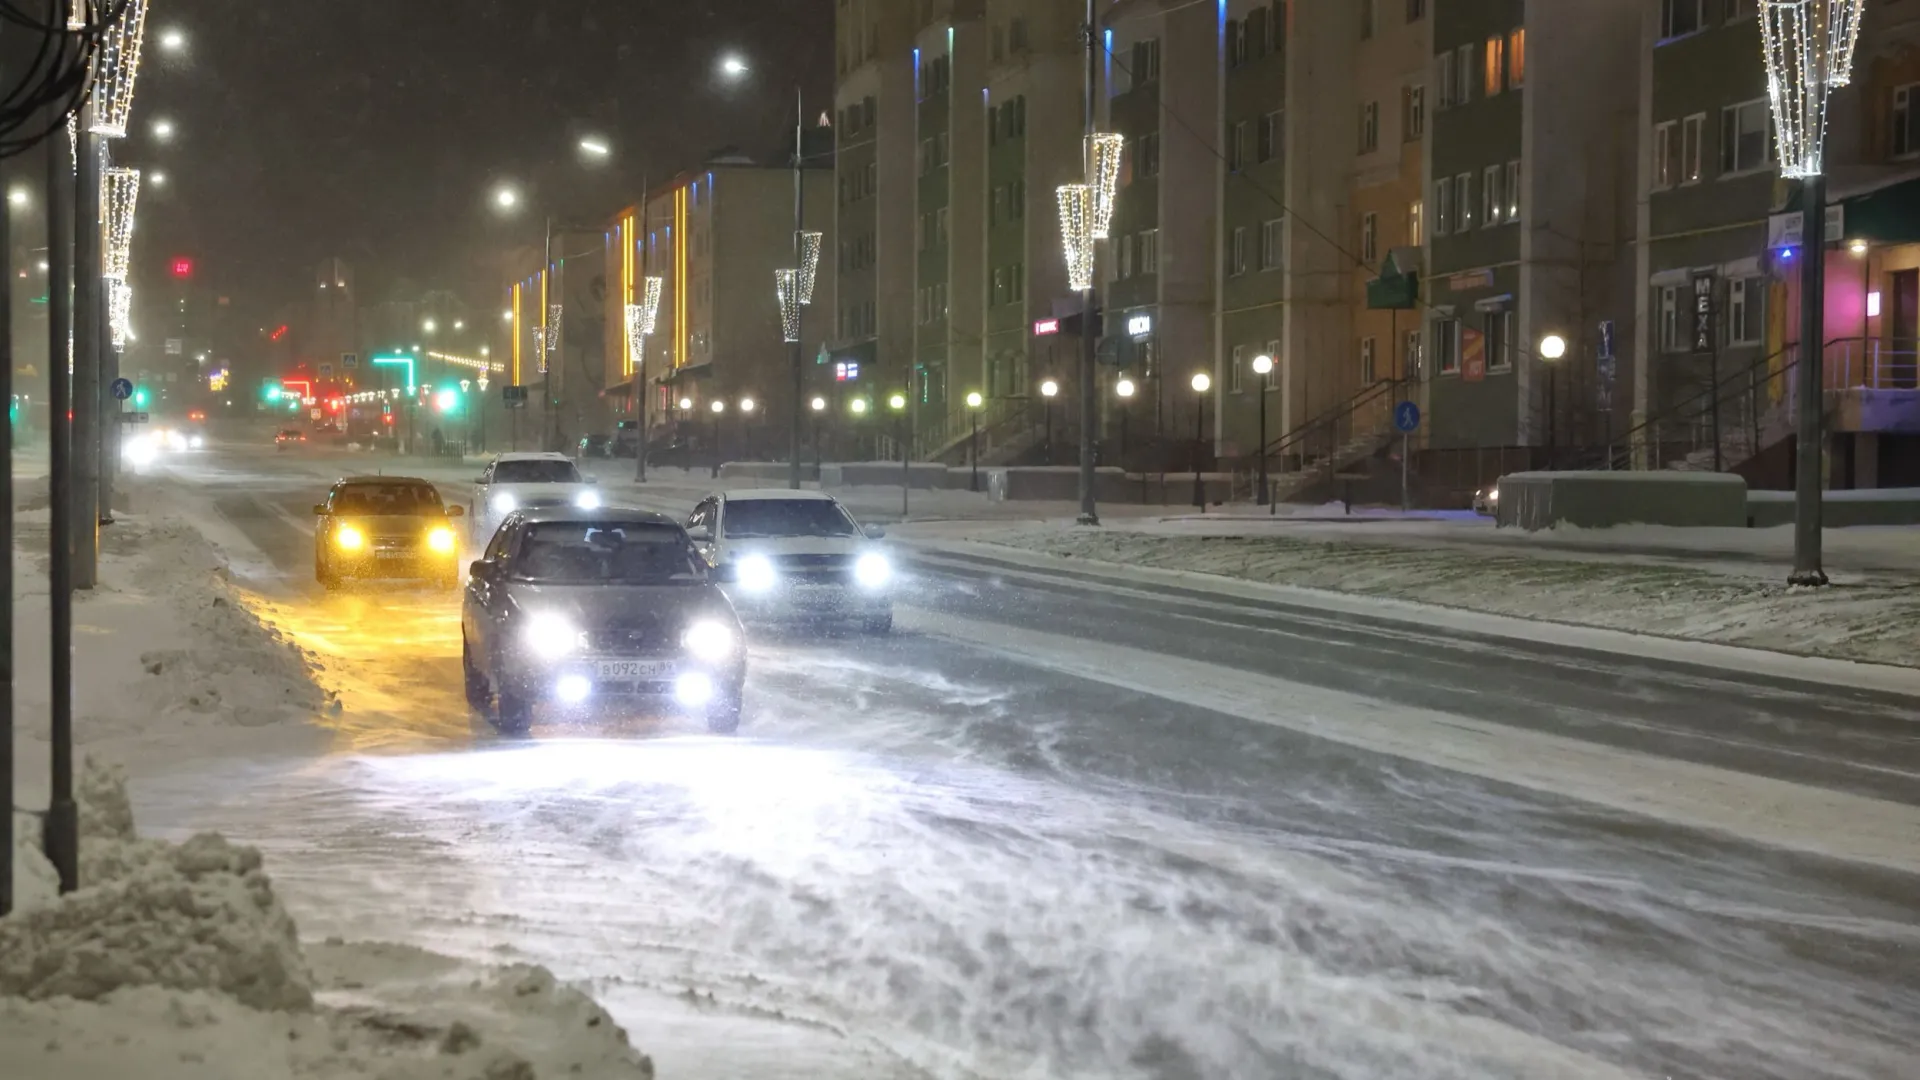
{"left": 1635, "top": 0, "right": 1920, "bottom": 487}
{"left": 1352, "top": 0, "right": 1432, "bottom": 414}
{"left": 1425, "top": 0, "right": 1640, "bottom": 464}
{"left": 605, "top": 159, "right": 835, "bottom": 459}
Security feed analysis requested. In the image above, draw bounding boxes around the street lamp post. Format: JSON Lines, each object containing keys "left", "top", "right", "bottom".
{"left": 810, "top": 395, "right": 827, "bottom": 478}
{"left": 889, "top": 392, "right": 909, "bottom": 517}
{"left": 1250, "top": 354, "right": 1274, "bottom": 506}
{"left": 1539, "top": 333, "right": 1567, "bottom": 468}
{"left": 1190, "top": 372, "right": 1211, "bottom": 510}
{"left": 709, "top": 399, "right": 726, "bottom": 478}
{"left": 965, "top": 391, "right": 984, "bottom": 493}
{"left": 678, "top": 396, "right": 694, "bottom": 472}
{"left": 1040, "top": 378, "right": 1059, "bottom": 463}
{"left": 1115, "top": 377, "right": 1135, "bottom": 468}
{"left": 739, "top": 396, "right": 757, "bottom": 460}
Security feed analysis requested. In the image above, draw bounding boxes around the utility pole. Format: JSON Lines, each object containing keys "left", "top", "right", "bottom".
{"left": 1790, "top": 173, "right": 1828, "bottom": 586}
{"left": 1075, "top": 0, "right": 1100, "bottom": 526}
{"left": 0, "top": 154, "right": 14, "bottom": 915}
{"left": 45, "top": 111, "right": 79, "bottom": 892}
{"left": 634, "top": 172, "right": 650, "bottom": 484}
{"left": 72, "top": 103, "right": 101, "bottom": 588}
{"left": 789, "top": 87, "right": 806, "bottom": 490}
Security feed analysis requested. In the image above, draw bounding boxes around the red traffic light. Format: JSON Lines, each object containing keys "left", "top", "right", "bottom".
{"left": 381, "top": 413, "right": 395, "bottom": 425}
{"left": 171, "top": 257, "right": 193, "bottom": 278}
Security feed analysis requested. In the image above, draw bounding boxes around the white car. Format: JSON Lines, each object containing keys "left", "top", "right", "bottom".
{"left": 470, "top": 452, "right": 603, "bottom": 542}
{"left": 1473, "top": 483, "right": 1499, "bottom": 517}
{"left": 685, "top": 490, "right": 894, "bottom": 634}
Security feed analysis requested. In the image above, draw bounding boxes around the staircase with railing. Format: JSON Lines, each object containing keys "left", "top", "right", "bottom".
{"left": 1234, "top": 378, "right": 1408, "bottom": 502}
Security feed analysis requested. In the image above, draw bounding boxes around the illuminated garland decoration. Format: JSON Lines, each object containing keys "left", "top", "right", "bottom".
{"left": 1760, "top": 0, "right": 1865, "bottom": 178}
{"left": 538, "top": 305, "right": 562, "bottom": 371}
{"left": 775, "top": 269, "right": 801, "bottom": 343}
{"left": 639, "top": 275, "right": 663, "bottom": 336}
{"left": 91, "top": 0, "right": 150, "bottom": 139}
{"left": 796, "top": 231, "right": 823, "bottom": 304}
{"left": 1056, "top": 184, "right": 1095, "bottom": 291}
{"left": 109, "top": 282, "right": 133, "bottom": 350}
{"left": 1088, "top": 133, "right": 1124, "bottom": 239}
{"left": 425, "top": 350, "right": 505, "bottom": 373}
{"left": 103, "top": 166, "right": 140, "bottom": 281}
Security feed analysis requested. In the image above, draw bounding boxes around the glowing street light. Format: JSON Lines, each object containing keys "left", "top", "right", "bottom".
{"left": 1115, "top": 378, "right": 1136, "bottom": 398}
{"left": 849, "top": 397, "right": 869, "bottom": 415}
{"left": 148, "top": 171, "right": 166, "bottom": 187}
{"left": 739, "top": 397, "right": 756, "bottom": 413}
{"left": 1540, "top": 333, "right": 1569, "bottom": 462}
{"left": 1190, "top": 372, "right": 1213, "bottom": 509}
{"left": 718, "top": 54, "right": 750, "bottom": 80}
{"left": 678, "top": 396, "right": 693, "bottom": 411}
{"left": 1040, "top": 378, "right": 1059, "bottom": 398}
{"left": 965, "top": 392, "right": 985, "bottom": 492}
{"left": 1538, "top": 334, "right": 1568, "bottom": 361}
{"left": 158, "top": 27, "right": 185, "bottom": 52}
{"left": 453, "top": 320, "right": 465, "bottom": 331}
{"left": 1250, "top": 355, "right": 1275, "bottom": 506}
{"left": 151, "top": 118, "right": 175, "bottom": 141}
{"left": 493, "top": 186, "right": 520, "bottom": 211}
{"left": 422, "top": 318, "right": 438, "bottom": 333}
{"left": 578, "top": 137, "right": 611, "bottom": 158}
{"left": 810, "top": 396, "right": 827, "bottom": 411}
{"left": 7, "top": 188, "right": 25, "bottom": 208}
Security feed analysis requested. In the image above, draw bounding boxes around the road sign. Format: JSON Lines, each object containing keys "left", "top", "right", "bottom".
{"left": 164, "top": 338, "right": 183, "bottom": 355}
{"left": 1597, "top": 319, "right": 1616, "bottom": 361}
{"left": 1393, "top": 401, "right": 1421, "bottom": 433}
{"left": 110, "top": 377, "right": 133, "bottom": 401}
{"left": 115, "top": 411, "right": 148, "bottom": 424}
{"left": 341, "top": 352, "right": 359, "bottom": 370}
{"left": 318, "top": 362, "right": 333, "bottom": 376}
{"left": 502, "top": 384, "right": 528, "bottom": 407}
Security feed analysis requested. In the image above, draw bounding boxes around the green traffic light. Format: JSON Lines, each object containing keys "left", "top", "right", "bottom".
{"left": 132, "top": 388, "right": 149, "bottom": 407}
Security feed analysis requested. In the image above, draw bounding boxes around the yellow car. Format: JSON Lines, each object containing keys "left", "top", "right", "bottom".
{"left": 313, "top": 476, "right": 465, "bottom": 590}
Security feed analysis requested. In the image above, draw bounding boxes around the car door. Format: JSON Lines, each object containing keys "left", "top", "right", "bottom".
{"left": 466, "top": 518, "right": 520, "bottom": 660}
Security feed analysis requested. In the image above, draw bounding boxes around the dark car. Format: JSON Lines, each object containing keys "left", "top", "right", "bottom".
{"left": 577, "top": 433, "right": 614, "bottom": 459}
{"left": 275, "top": 428, "right": 306, "bottom": 450}
{"left": 313, "top": 477, "right": 466, "bottom": 590}
{"left": 460, "top": 508, "right": 747, "bottom": 735}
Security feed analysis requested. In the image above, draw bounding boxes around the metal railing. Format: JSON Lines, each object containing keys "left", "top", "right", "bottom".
{"left": 1231, "top": 378, "right": 1407, "bottom": 500}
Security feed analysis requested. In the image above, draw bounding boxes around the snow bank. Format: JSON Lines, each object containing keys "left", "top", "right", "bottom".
{"left": 0, "top": 762, "right": 656, "bottom": 1079}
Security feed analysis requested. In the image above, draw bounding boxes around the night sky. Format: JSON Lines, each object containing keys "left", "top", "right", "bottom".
{"left": 129, "top": 0, "right": 832, "bottom": 332}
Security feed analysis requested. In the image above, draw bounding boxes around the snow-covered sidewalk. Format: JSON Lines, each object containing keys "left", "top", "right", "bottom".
{"left": 4, "top": 498, "right": 659, "bottom": 1079}
{"left": 901, "top": 517, "right": 1920, "bottom": 669}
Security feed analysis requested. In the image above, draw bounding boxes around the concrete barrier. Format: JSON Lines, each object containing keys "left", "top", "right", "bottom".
{"left": 1495, "top": 470, "right": 1748, "bottom": 530}
{"left": 1747, "top": 487, "right": 1920, "bottom": 528}
{"left": 828, "top": 461, "right": 951, "bottom": 489}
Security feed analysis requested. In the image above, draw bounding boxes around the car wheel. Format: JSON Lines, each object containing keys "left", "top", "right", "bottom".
{"left": 705, "top": 694, "right": 742, "bottom": 735}
{"left": 461, "top": 635, "right": 488, "bottom": 710}
{"left": 860, "top": 612, "right": 893, "bottom": 635}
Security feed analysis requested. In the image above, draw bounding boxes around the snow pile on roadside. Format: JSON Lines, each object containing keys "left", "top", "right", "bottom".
{"left": 0, "top": 761, "right": 656, "bottom": 1079}
{"left": 125, "top": 517, "right": 332, "bottom": 728}
{"left": 972, "top": 526, "right": 1920, "bottom": 667}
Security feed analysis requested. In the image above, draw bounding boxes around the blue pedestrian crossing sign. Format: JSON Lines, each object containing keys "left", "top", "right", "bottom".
{"left": 1393, "top": 401, "right": 1420, "bottom": 433}
{"left": 110, "top": 377, "right": 134, "bottom": 401}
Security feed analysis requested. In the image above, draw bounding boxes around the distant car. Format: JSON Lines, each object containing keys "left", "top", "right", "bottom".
{"left": 1473, "top": 484, "right": 1499, "bottom": 516}
{"left": 578, "top": 433, "right": 614, "bottom": 459}
{"left": 469, "top": 452, "right": 601, "bottom": 543}
{"left": 686, "top": 490, "right": 893, "bottom": 634}
{"left": 312, "top": 476, "right": 466, "bottom": 590}
{"left": 275, "top": 428, "right": 306, "bottom": 450}
{"left": 460, "top": 508, "right": 747, "bottom": 735}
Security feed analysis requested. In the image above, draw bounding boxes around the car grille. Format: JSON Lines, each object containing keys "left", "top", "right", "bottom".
{"left": 771, "top": 553, "right": 856, "bottom": 584}
{"left": 584, "top": 620, "right": 672, "bottom": 653}
{"left": 518, "top": 495, "right": 571, "bottom": 509}
{"left": 371, "top": 536, "right": 420, "bottom": 553}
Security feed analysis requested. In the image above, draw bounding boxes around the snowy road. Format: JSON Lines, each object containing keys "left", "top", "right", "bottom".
{"left": 135, "top": 447, "right": 1920, "bottom": 1079}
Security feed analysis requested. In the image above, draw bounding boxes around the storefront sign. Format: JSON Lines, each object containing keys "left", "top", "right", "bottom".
{"left": 1461, "top": 327, "right": 1487, "bottom": 382}
{"left": 1032, "top": 318, "right": 1060, "bottom": 336}
{"left": 1126, "top": 314, "right": 1153, "bottom": 338}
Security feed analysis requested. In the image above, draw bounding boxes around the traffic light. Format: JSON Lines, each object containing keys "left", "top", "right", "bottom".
{"left": 434, "top": 387, "right": 459, "bottom": 413}
{"left": 132, "top": 386, "right": 149, "bottom": 408}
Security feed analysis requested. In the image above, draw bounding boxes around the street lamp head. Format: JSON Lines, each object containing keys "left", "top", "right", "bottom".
{"left": 888, "top": 393, "right": 908, "bottom": 411}
{"left": 1849, "top": 238, "right": 1870, "bottom": 257}
{"left": 501, "top": 309, "right": 514, "bottom": 322}
{"left": 1251, "top": 353, "right": 1274, "bottom": 376}
{"left": 810, "top": 396, "right": 827, "bottom": 411}
{"left": 850, "top": 397, "right": 869, "bottom": 414}
{"left": 1040, "top": 378, "right": 1059, "bottom": 398}
{"left": 739, "top": 397, "right": 756, "bottom": 413}
{"left": 148, "top": 172, "right": 165, "bottom": 187}
{"left": 158, "top": 28, "right": 186, "bottom": 52}
{"left": 965, "top": 391, "right": 984, "bottom": 408}
{"left": 492, "top": 186, "right": 520, "bottom": 211}
{"left": 7, "top": 188, "right": 27, "bottom": 208}
{"left": 453, "top": 320, "right": 465, "bottom": 331}
{"left": 1115, "top": 377, "right": 1136, "bottom": 398}
{"left": 152, "top": 119, "right": 175, "bottom": 140}
{"left": 718, "top": 53, "right": 750, "bottom": 80}
{"left": 422, "top": 318, "right": 437, "bottom": 333}
{"left": 1191, "top": 372, "right": 1212, "bottom": 393}
{"left": 1538, "top": 333, "right": 1568, "bottom": 361}
{"left": 678, "top": 396, "right": 693, "bottom": 410}
{"left": 479, "top": 345, "right": 490, "bottom": 356}
{"left": 710, "top": 399, "right": 725, "bottom": 413}
{"left": 578, "top": 137, "right": 612, "bottom": 158}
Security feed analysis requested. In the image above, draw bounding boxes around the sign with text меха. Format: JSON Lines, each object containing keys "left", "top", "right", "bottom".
{"left": 1691, "top": 272, "right": 1716, "bottom": 354}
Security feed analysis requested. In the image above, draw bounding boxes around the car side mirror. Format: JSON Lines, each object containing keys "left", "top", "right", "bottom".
{"left": 311, "top": 504, "right": 327, "bottom": 516}
{"left": 688, "top": 527, "right": 713, "bottom": 544}
{"left": 468, "top": 560, "right": 492, "bottom": 581}
{"left": 446, "top": 505, "right": 465, "bottom": 518}
{"left": 473, "top": 477, "right": 487, "bottom": 485}
{"left": 864, "top": 525, "right": 887, "bottom": 540}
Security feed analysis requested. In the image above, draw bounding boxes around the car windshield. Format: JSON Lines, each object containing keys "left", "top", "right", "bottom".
{"left": 493, "top": 460, "right": 580, "bottom": 484}
{"left": 723, "top": 499, "right": 859, "bottom": 538}
{"left": 333, "top": 483, "right": 442, "bottom": 516}
{"left": 513, "top": 522, "right": 706, "bottom": 584}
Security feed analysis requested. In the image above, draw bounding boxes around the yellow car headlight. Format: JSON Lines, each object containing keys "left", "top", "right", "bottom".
{"left": 427, "top": 526, "right": 456, "bottom": 554}
{"left": 336, "top": 524, "right": 365, "bottom": 551}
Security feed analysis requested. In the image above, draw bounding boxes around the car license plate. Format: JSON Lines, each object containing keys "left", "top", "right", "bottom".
{"left": 792, "top": 585, "right": 844, "bottom": 607}
{"left": 374, "top": 550, "right": 408, "bottom": 559}
{"left": 594, "top": 660, "right": 672, "bottom": 680}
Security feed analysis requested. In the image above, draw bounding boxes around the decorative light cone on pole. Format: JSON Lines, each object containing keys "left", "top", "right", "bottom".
{"left": 796, "top": 230, "right": 823, "bottom": 304}
{"left": 1761, "top": 0, "right": 1865, "bottom": 587}
{"left": 103, "top": 167, "right": 140, "bottom": 349}
{"left": 90, "top": 0, "right": 150, "bottom": 139}
{"left": 1087, "top": 134, "right": 1124, "bottom": 239}
{"left": 1056, "top": 184, "right": 1095, "bottom": 292}
{"left": 775, "top": 269, "right": 801, "bottom": 343}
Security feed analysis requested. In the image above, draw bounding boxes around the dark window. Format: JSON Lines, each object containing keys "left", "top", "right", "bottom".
{"left": 492, "top": 459, "right": 583, "bottom": 483}
{"left": 332, "top": 482, "right": 443, "bottom": 515}
{"left": 723, "top": 499, "right": 860, "bottom": 538}
{"left": 514, "top": 523, "right": 707, "bottom": 584}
